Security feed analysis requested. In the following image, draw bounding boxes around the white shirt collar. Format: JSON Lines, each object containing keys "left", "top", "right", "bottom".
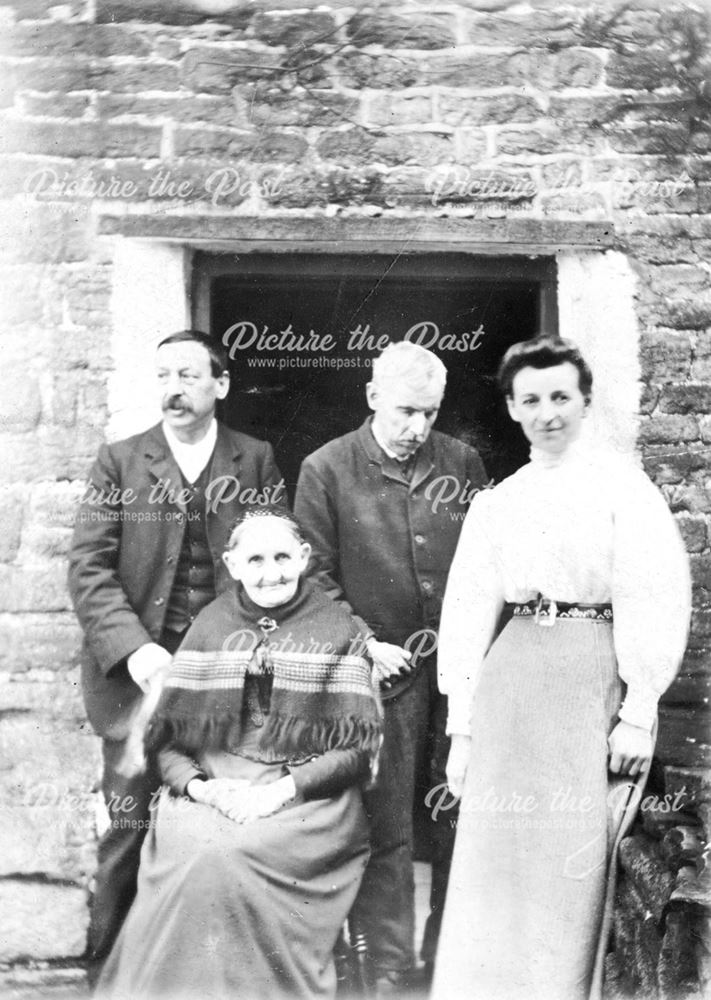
{"left": 370, "top": 420, "right": 412, "bottom": 463}
{"left": 162, "top": 418, "right": 217, "bottom": 483}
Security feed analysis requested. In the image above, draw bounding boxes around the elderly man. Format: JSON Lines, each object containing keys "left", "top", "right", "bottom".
{"left": 68, "top": 330, "right": 284, "bottom": 981}
{"left": 294, "top": 341, "right": 489, "bottom": 991}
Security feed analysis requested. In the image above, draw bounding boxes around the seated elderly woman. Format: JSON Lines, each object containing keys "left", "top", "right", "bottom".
{"left": 97, "top": 509, "right": 382, "bottom": 1000}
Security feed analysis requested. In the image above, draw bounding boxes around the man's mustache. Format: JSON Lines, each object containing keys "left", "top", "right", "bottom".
{"left": 163, "top": 395, "right": 193, "bottom": 412}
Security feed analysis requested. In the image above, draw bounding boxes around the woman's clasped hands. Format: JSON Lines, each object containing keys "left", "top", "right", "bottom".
{"left": 186, "top": 775, "right": 297, "bottom": 823}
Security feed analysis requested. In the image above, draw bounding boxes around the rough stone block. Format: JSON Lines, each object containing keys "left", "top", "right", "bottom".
{"left": 422, "top": 51, "right": 519, "bottom": 88}
{"left": 540, "top": 159, "right": 582, "bottom": 190}
{"left": 0, "top": 486, "right": 25, "bottom": 563}
{"left": 676, "top": 514, "right": 708, "bottom": 554}
{"left": 639, "top": 415, "right": 699, "bottom": 444}
{"left": 237, "top": 87, "right": 359, "bottom": 128}
{"left": 97, "top": 94, "right": 238, "bottom": 127}
{"left": 467, "top": 9, "right": 580, "bottom": 48}
{"left": 96, "top": 0, "right": 251, "bottom": 28}
{"left": 690, "top": 553, "right": 711, "bottom": 590}
{"left": 253, "top": 11, "right": 337, "bottom": 48}
{"left": 3, "top": 120, "right": 162, "bottom": 158}
{"left": 17, "top": 94, "right": 91, "bottom": 118}
{"left": 0, "top": 565, "right": 71, "bottom": 614}
{"left": 0, "top": 367, "right": 41, "bottom": 434}
{"left": 9, "top": 59, "right": 93, "bottom": 93}
{"left": 617, "top": 216, "right": 696, "bottom": 264}
{"left": 0, "top": 24, "right": 151, "bottom": 59}
{"left": 640, "top": 329, "right": 692, "bottom": 382}
{"left": 424, "top": 166, "right": 536, "bottom": 207}
{"left": 0, "top": 613, "right": 82, "bottom": 673}
{"left": 650, "top": 265, "right": 710, "bottom": 298}
{"left": 336, "top": 51, "right": 421, "bottom": 89}
{"left": 606, "top": 123, "right": 689, "bottom": 156}
{"left": 539, "top": 191, "right": 607, "bottom": 217}
{"left": 606, "top": 50, "right": 680, "bottom": 90}
{"left": 180, "top": 45, "right": 281, "bottom": 93}
{"left": 380, "top": 167, "right": 440, "bottom": 209}
{"left": 85, "top": 61, "right": 180, "bottom": 93}
{"left": 455, "top": 130, "right": 487, "bottom": 162}
{"left": 175, "top": 126, "right": 307, "bottom": 163}
{"left": 347, "top": 12, "right": 456, "bottom": 50}
{"left": 0, "top": 267, "right": 42, "bottom": 326}
{"left": 0, "top": 881, "right": 88, "bottom": 961}
{"left": 660, "top": 386, "right": 711, "bottom": 415}
{"left": 554, "top": 47, "right": 603, "bottom": 87}
{"left": 439, "top": 93, "right": 541, "bottom": 126}
{"left": 262, "top": 164, "right": 381, "bottom": 209}
{"left": 642, "top": 448, "right": 706, "bottom": 484}
{"left": 0, "top": 675, "right": 100, "bottom": 888}
{"left": 314, "top": 128, "right": 375, "bottom": 165}
{"left": 496, "top": 126, "right": 561, "bottom": 156}
{"left": 365, "top": 93, "right": 433, "bottom": 127}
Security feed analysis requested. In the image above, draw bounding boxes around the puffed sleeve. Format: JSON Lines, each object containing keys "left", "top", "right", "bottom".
{"left": 437, "top": 492, "right": 506, "bottom": 737}
{"left": 612, "top": 466, "right": 691, "bottom": 731}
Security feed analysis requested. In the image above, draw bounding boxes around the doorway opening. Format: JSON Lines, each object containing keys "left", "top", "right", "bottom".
{"left": 196, "top": 252, "right": 557, "bottom": 493}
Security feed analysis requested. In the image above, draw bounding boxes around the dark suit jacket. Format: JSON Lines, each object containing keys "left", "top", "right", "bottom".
{"left": 294, "top": 418, "right": 489, "bottom": 697}
{"left": 68, "top": 421, "right": 284, "bottom": 739}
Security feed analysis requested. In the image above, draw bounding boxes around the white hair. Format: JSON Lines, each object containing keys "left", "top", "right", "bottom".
{"left": 371, "top": 341, "right": 447, "bottom": 393}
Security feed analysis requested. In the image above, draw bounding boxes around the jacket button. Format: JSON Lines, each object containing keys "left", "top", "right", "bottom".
{"left": 154, "top": 597, "right": 165, "bottom": 606}
{"left": 422, "top": 581, "right": 432, "bottom": 592}
{"left": 415, "top": 534, "right": 425, "bottom": 545}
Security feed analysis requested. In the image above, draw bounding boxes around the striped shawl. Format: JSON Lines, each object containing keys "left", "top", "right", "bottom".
{"left": 145, "top": 580, "right": 382, "bottom": 764}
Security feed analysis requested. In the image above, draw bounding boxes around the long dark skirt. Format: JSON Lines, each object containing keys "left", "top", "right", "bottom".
{"left": 97, "top": 756, "right": 370, "bottom": 1000}
{"left": 433, "top": 616, "right": 649, "bottom": 1000}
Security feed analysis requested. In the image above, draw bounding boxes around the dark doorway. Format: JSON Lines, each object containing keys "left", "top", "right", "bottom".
{"left": 197, "top": 252, "right": 557, "bottom": 495}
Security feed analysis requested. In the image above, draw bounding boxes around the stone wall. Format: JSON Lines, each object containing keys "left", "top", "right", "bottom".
{"left": 0, "top": 0, "right": 709, "bottom": 995}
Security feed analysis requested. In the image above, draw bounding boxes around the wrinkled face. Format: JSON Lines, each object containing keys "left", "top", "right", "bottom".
{"left": 156, "top": 341, "right": 229, "bottom": 440}
{"left": 223, "top": 517, "right": 311, "bottom": 609}
{"left": 366, "top": 377, "right": 443, "bottom": 460}
{"left": 506, "top": 362, "right": 589, "bottom": 455}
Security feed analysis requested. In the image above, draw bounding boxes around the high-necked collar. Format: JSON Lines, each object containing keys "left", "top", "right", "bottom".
{"left": 528, "top": 436, "right": 588, "bottom": 469}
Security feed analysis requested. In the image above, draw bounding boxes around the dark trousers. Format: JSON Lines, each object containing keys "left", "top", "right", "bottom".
{"left": 85, "top": 628, "right": 185, "bottom": 987}
{"left": 349, "top": 656, "right": 458, "bottom": 975}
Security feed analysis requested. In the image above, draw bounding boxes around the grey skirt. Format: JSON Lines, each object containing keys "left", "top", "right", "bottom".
{"left": 433, "top": 615, "right": 650, "bottom": 1000}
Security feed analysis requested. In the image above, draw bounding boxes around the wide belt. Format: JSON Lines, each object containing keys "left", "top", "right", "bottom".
{"left": 505, "top": 595, "right": 613, "bottom": 627}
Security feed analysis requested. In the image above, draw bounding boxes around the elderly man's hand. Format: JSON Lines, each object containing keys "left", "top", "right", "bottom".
{"left": 365, "top": 639, "right": 413, "bottom": 686}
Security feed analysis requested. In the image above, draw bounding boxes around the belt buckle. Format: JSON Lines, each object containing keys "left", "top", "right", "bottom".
{"left": 535, "top": 596, "right": 557, "bottom": 627}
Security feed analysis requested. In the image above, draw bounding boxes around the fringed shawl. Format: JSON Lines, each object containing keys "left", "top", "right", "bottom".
{"left": 145, "top": 580, "right": 382, "bottom": 764}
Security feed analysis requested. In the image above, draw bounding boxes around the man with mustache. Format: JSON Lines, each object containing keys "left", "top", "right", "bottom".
{"left": 295, "top": 341, "right": 489, "bottom": 994}
{"left": 68, "top": 330, "right": 283, "bottom": 983}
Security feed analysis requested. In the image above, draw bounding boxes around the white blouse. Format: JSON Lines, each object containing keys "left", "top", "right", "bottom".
{"left": 438, "top": 440, "right": 691, "bottom": 736}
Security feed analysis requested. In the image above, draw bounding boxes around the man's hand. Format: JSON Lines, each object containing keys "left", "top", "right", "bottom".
{"left": 446, "top": 734, "right": 472, "bottom": 799}
{"left": 608, "top": 720, "right": 653, "bottom": 777}
{"left": 366, "top": 639, "right": 412, "bottom": 686}
{"left": 127, "top": 643, "right": 173, "bottom": 692}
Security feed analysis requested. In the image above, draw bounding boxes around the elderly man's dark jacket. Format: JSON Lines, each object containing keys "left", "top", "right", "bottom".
{"left": 294, "top": 418, "right": 489, "bottom": 695}
{"left": 68, "top": 421, "right": 283, "bottom": 739}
